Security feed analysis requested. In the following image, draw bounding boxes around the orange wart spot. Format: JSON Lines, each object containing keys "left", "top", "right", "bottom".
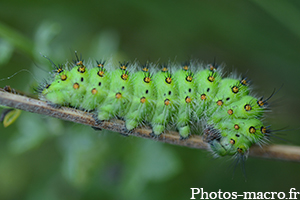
{"left": 201, "top": 94, "right": 206, "bottom": 100}
{"left": 91, "top": 88, "right": 97, "bottom": 95}
{"left": 115, "top": 92, "right": 122, "bottom": 99}
{"left": 119, "top": 61, "right": 128, "bottom": 70}
{"left": 164, "top": 99, "right": 170, "bottom": 106}
{"left": 217, "top": 100, "right": 223, "bottom": 106}
{"left": 234, "top": 124, "right": 239, "bottom": 130}
{"left": 78, "top": 66, "right": 86, "bottom": 73}
{"left": 73, "top": 83, "right": 80, "bottom": 89}
{"left": 142, "top": 67, "right": 148, "bottom": 72}
{"left": 261, "top": 126, "right": 267, "bottom": 134}
{"left": 56, "top": 68, "right": 63, "bottom": 74}
{"left": 209, "top": 64, "right": 216, "bottom": 71}
{"left": 230, "top": 139, "right": 235, "bottom": 145}
{"left": 244, "top": 104, "right": 252, "bottom": 111}
{"left": 76, "top": 60, "right": 83, "bottom": 66}
{"left": 144, "top": 77, "right": 151, "bottom": 83}
{"left": 140, "top": 97, "right": 146, "bottom": 103}
{"left": 183, "top": 65, "right": 189, "bottom": 71}
{"left": 98, "top": 70, "right": 105, "bottom": 77}
{"left": 186, "top": 75, "right": 193, "bottom": 82}
{"left": 231, "top": 86, "right": 239, "bottom": 93}
{"left": 121, "top": 73, "right": 128, "bottom": 80}
{"left": 249, "top": 126, "right": 256, "bottom": 134}
{"left": 208, "top": 76, "right": 215, "bottom": 82}
{"left": 61, "top": 74, "right": 67, "bottom": 81}
{"left": 120, "top": 65, "right": 127, "bottom": 70}
{"left": 185, "top": 96, "right": 191, "bottom": 103}
{"left": 97, "top": 60, "right": 105, "bottom": 68}
{"left": 240, "top": 78, "right": 248, "bottom": 86}
{"left": 227, "top": 109, "right": 233, "bottom": 115}
{"left": 161, "top": 67, "right": 168, "bottom": 72}
{"left": 257, "top": 100, "right": 264, "bottom": 107}
{"left": 165, "top": 77, "right": 172, "bottom": 84}
{"left": 237, "top": 147, "right": 243, "bottom": 153}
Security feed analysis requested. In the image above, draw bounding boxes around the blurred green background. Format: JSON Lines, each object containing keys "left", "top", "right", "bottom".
{"left": 1, "top": 0, "right": 300, "bottom": 200}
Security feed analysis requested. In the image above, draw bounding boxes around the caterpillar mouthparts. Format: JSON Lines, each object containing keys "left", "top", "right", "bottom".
{"left": 38, "top": 53, "right": 273, "bottom": 158}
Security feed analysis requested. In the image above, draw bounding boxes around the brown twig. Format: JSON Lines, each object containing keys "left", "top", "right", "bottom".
{"left": 1, "top": 88, "right": 300, "bottom": 162}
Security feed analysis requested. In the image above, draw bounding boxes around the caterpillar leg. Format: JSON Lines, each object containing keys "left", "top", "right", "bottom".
{"left": 151, "top": 108, "right": 169, "bottom": 136}
{"left": 97, "top": 96, "right": 132, "bottom": 121}
{"left": 97, "top": 104, "right": 114, "bottom": 120}
{"left": 125, "top": 119, "right": 139, "bottom": 131}
{"left": 178, "top": 125, "right": 190, "bottom": 139}
{"left": 176, "top": 106, "right": 191, "bottom": 139}
{"left": 97, "top": 111, "right": 111, "bottom": 121}
{"left": 152, "top": 124, "right": 165, "bottom": 136}
{"left": 176, "top": 117, "right": 191, "bottom": 138}
{"left": 125, "top": 102, "right": 143, "bottom": 130}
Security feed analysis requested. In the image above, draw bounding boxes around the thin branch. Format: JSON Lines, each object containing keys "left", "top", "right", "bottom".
{"left": 1, "top": 88, "right": 300, "bottom": 162}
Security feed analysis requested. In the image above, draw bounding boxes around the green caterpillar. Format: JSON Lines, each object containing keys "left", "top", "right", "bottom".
{"left": 38, "top": 53, "right": 271, "bottom": 158}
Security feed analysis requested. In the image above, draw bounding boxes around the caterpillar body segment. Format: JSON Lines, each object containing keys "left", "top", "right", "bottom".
{"left": 96, "top": 69, "right": 133, "bottom": 120}
{"left": 68, "top": 63, "right": 90, "bottom": 108}
{"left": 194, "top": 69, "right": 222, "bottom": 117}
{"left": 125, "top": 70, "right": 156, "bottom": 131}
{"left": 173, "top": 68, "right": 196, "bottom": 138}
{"left": 151, "top": 70, "right": 178, "bottom": 136}
{"left": 81, "top": 66, "right": 111, "bottom": 111}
